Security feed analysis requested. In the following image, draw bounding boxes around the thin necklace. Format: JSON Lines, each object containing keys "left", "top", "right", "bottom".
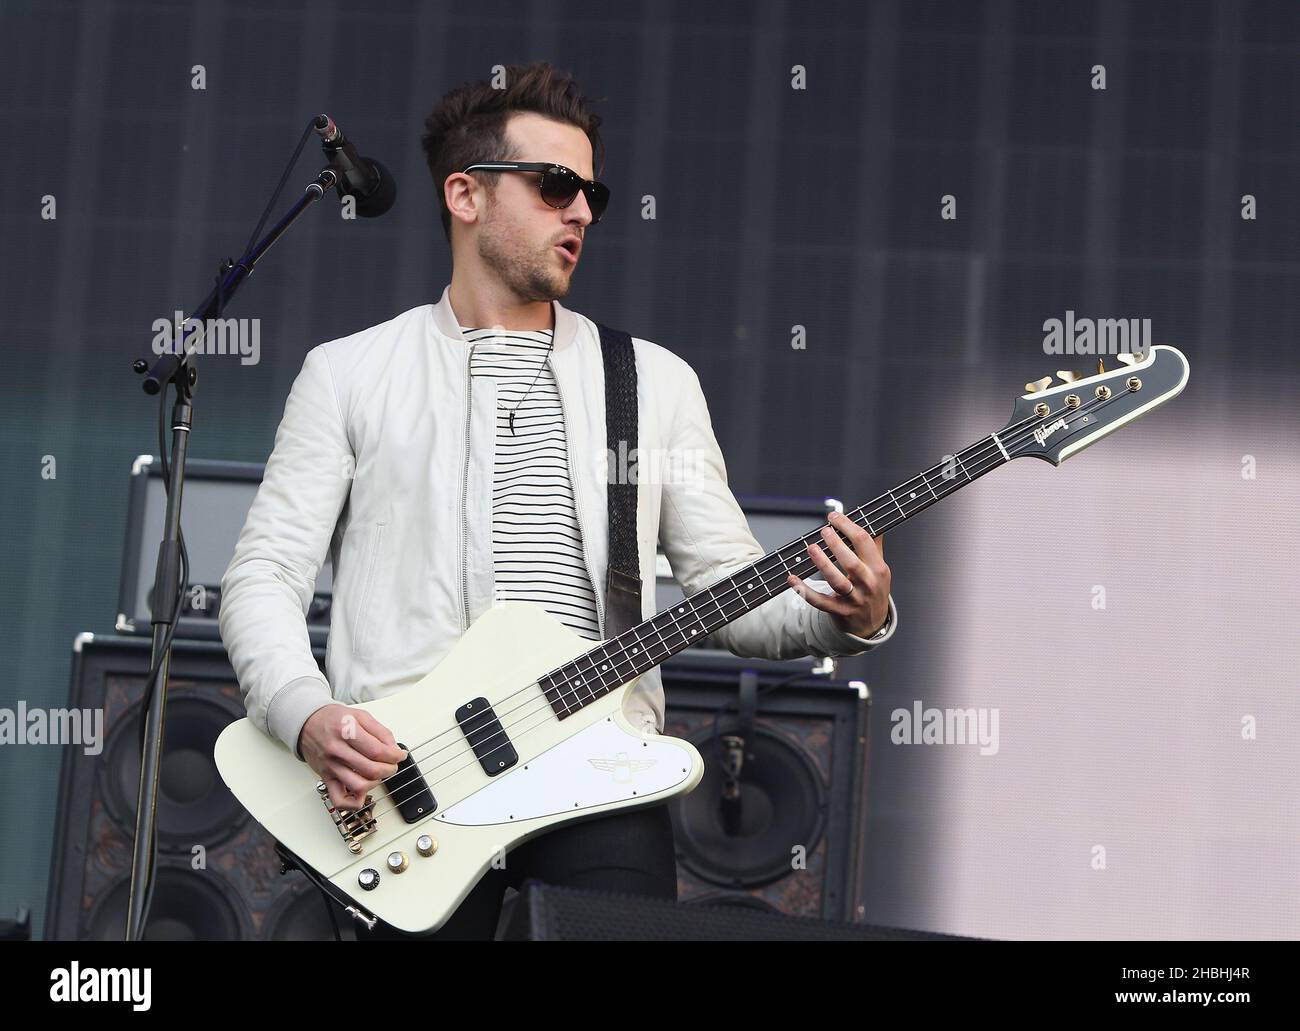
{"left": 495, "top": 332, "right": 555, "bottom": 435}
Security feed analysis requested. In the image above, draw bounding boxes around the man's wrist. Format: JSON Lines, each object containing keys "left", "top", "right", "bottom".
{"left": 864, "top": 599, "right": 893, "bottom": 639}
{"left": 826, "top": 594, "right": 897, "bottom": 651}
{"left": 267, "top": 676, "right": 334, "bottom": 759}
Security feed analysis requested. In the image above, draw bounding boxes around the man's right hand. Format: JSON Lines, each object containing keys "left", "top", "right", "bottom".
{"left": 297, "top": 704, "right": 407, "bottom": 811}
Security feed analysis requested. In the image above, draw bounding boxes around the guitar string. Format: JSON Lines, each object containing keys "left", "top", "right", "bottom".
{"left": 328, "top": 393, "right": 1110, "bottom": 824}
{"left": 325, "top": 392, "right": 1115, "bottom": 823}
{"left": 322, "top": 390, "right": 1121, "bottom": 823}
{"left": 369, "top": 390, "right": 1118, "bottom": 806}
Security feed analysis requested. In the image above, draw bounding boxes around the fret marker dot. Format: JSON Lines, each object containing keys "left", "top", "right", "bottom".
{"left": 691, "top": 629, "right": 697, "bottom": 635}
{"left": 601, "top": 664, "right": 608, "bottom": 671}
{"left": 632, "top": 646, "right": 639, "bottom": 653}
{"left": 910, "top": 492, "right": 917, "bottom": 499}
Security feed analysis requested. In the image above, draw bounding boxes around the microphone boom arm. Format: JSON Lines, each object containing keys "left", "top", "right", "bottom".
{"left": 140, "top": 166, "right": 338, "bottom": 395}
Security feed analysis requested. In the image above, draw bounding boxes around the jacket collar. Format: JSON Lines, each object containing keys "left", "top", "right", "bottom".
{"left": 429, "top": 283, "right": 580, "bottom": 353}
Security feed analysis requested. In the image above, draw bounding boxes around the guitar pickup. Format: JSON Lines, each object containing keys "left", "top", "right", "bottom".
{"left": 382, "top": 743, "right": 438, "bottom": 823}
{"left": 455, "top": 698, "right": 518, "bottom": 776}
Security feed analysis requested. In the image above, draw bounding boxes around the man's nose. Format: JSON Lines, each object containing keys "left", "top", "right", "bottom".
{"left": 563, "top": 188, "right": 593, "bottom": 228}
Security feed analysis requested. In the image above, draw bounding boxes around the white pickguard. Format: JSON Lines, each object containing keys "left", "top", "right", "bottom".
{"left": 439, "top": 715, "right": 692, "bottom": 825}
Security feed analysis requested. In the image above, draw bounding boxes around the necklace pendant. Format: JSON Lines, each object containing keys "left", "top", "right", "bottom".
{"left": 508, "top": 410, "right": 516, "bottom": 435}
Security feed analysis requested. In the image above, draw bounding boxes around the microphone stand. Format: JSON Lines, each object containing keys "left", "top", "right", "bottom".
{"left": 123, "top": 166, "right": 340, "bottom": 941}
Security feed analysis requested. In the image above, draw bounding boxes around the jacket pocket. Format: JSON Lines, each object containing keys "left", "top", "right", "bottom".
{"left": 351, "top": 522, "right": 386, "bottom": 659}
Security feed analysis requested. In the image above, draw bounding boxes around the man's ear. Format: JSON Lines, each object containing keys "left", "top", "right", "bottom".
{"left": 444, "top": 172, "right": 482, "bottom": 229}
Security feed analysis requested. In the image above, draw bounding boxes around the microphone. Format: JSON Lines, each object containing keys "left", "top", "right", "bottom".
{"left": 718, "top": 734, "right": 746, "bottom": 836}
{"left": 313, "top": 114, "right": 397, "bottom": 218}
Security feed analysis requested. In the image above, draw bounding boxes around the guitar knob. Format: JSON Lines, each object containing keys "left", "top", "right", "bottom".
{"left": 1055, "top": 370, "right": 1083, "bottom": 383}
{"left": 386, "top": 851, "right": 409, "bottom": 873}
{"left": 358, "top": 868, "right": 380, "bottom": 891}
{"left": 1024, "top": 376, "right": 1053, "bottom": 393}
{"left": 416, "top": 835, "right": 438, "bottom": 857}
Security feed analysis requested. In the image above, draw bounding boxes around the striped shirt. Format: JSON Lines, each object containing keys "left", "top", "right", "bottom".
{"left": 461, "top": 326, "right": 601, "bottom": 641}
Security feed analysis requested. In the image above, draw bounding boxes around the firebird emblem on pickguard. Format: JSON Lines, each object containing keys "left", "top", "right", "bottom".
{"left": 589, "top": 752, "right": 657, "bottom": 782}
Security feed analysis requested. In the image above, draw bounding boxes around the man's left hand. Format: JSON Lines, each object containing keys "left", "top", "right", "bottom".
{"left": 786, "top": 510, "right": 891, "bottom": 637}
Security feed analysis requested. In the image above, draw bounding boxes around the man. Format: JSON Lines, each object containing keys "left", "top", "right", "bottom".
{"left": 219, "top": 62, "right": 896, "bottom": 940}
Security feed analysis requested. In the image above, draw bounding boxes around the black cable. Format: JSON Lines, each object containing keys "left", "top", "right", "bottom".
{"left": 280, "top": 843, "right": 350, "bottom": 942}
{"left": 319, "top": 885, "right": 343, "bottom": 942}
{"left": 130, "top": 375, "right": 189, "bottom": 939}
{"left": 242, "top": 117, "right": 318, "bottom": 258}
{"left": 708, "top": 670, "right": 811, "bottom": 762}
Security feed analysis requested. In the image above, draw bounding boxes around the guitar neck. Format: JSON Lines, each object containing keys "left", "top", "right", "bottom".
{"left": 539, "top": 430, "right": 1014, "bottom": 719}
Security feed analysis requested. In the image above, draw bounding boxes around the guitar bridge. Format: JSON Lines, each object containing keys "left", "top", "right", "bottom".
{"left": 316, "top": 782, "right": 379, "bottom": 853}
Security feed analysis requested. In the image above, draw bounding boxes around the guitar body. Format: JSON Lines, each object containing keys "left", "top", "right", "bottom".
{"left": 214, "top": 601, "right": 705, "bottom": 934}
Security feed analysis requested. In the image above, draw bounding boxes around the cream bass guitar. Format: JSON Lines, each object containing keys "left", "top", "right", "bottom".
{"left": 214, "top": 346, "right": 1189, "bottom": 933}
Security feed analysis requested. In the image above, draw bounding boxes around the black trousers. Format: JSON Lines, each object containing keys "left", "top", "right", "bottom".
{"left": 356, "top": 802, "right": 678, "bottom": 941}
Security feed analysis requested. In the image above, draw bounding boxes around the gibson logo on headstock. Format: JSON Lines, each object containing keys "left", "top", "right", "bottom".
{"left": 1033, "top": 417, "right": 1067, "bottom": 445}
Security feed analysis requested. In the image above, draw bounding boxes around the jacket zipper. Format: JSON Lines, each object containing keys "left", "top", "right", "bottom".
{"left": 550, "top": 358, "right": 606, "bottom": 639}
{"left": 460, "top": 345, "right": 474, "bottom": 632}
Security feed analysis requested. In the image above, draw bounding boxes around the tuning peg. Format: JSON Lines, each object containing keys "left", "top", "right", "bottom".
{"left": 1096, "top": 358, "right": 1106, "bottom": 374}
{"left": 1055, "top": 370, "right": 1084, "bottom": 383}
{"left": 1024, "top": 376, "right": 1053, "bottom": 393}
{"left": 1117, "top": 352, "right": 1139, "bottom": 366}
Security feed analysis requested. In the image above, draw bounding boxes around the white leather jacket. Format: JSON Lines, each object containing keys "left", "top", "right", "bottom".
{"left": 219, "top": 285, "right": 897, "bottom": 758}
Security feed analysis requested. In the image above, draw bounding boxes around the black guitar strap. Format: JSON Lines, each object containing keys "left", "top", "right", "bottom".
{"left": 595, "top": 323, "right": 642, "bottom": 640}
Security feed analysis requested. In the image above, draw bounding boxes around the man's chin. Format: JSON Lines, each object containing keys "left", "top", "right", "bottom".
{"left": 523, "top": 272, "right": 571, "bottom": 302}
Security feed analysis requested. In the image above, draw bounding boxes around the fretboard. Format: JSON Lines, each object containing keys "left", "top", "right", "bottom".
{"left": 538, "top": 430, "right": 1016, "bottom": 720}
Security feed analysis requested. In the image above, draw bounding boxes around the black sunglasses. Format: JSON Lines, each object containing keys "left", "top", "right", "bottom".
{"left": 462, "top": 162, "right": 610, "bottom": 224}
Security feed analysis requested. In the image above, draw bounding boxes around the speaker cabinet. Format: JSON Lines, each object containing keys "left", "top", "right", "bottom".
{"left": 503, "top": 882, "right": 972, "bottom": 941}
{"left": 116, "top": 457, "right": 333, "bottom": 646}
{"left": 661, "top": 664, "right": 871, "bottom": 922}
{"left": 45, "top": 634, "right": 353, "bottom": 941}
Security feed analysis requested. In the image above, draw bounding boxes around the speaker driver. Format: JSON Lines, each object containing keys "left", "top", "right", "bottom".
{"left": 83, "top": 866, "right": 250, "bottom": 941}
{"left": 102, "top": 693, "right": 246, "bottom": 850}
{"left": 684, "top": 891, "right": 784, "bottom": 913}
{"left": 671, "top": 722, "right": 827, "bottom": 887}
{"left": 261, "top": 881, "right": 356, "bottom": 941}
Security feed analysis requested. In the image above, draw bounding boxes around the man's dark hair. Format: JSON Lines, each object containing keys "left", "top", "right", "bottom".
{"left": 421, "top": 62, "right": 604, "bottom": 242}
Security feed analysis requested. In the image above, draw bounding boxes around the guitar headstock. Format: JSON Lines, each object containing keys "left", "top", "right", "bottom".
{"left": 1001, "top": 346, "right": 1189, "bottom": 466}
